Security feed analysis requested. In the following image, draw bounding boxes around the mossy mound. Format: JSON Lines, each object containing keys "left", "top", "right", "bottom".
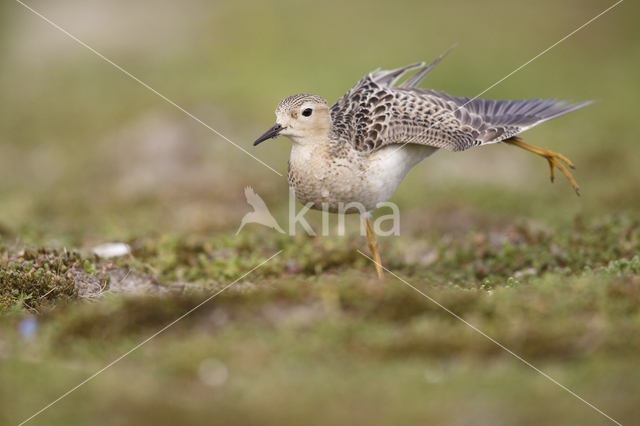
{"left": 0, "top": 246, "right": 105, "bottom": 314}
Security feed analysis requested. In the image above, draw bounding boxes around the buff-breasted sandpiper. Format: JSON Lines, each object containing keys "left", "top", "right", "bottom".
{"left": 253, "top": 49, "right": 591, "bottom": 279}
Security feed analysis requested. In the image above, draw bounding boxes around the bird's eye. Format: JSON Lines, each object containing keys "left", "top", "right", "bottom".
{"left": 302, "top": 108, "right": 313, "bottom": 117}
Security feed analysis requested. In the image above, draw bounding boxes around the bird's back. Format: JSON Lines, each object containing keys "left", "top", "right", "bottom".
{"left": 330, "top": 50, "right": 591, "bottom": 154}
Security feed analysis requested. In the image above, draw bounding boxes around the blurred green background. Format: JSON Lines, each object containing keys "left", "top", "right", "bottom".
{"left": 1, "top": 0, "right": 639, "bottom": 425}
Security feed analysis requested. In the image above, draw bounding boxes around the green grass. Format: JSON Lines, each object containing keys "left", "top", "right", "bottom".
{"left": 1, "top": 0, "right": 640, "bottom": 424}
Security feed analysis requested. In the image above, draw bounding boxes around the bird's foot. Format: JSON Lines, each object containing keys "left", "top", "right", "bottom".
{"left": 505, "top": 137, "right": 580, "bottom": 195}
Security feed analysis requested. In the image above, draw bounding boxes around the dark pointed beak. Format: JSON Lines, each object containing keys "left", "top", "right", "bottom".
{"left": 253, "top": 123, "right": 284, "bottom": 146}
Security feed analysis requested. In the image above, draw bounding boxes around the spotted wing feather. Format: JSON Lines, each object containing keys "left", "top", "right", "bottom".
{"left": 330, "top": 51, "right": 592, "bottom": 153}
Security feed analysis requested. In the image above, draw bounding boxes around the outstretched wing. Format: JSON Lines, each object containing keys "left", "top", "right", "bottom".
{"left": 330, "top": 50, "right": 592, "bottom": 153}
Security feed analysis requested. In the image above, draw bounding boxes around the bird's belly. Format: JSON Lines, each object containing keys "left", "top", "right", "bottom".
{"left": 288, "top": 144, "right": 438, "bottom": 213}
{"left": 364, "top": 144, "right": 439, "bottom": 204}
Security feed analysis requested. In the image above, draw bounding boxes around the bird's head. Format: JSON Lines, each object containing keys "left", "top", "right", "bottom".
{"left": 253, "top": 94, "right": 331, "bottom": 147}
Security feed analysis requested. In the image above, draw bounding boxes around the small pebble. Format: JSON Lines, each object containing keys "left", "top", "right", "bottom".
{"left": 91, "top": 243, "right": 131, "bottom": 259}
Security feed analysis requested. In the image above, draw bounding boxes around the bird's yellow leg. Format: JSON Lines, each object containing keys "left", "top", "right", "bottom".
{"left": 363, "top": 215, "right": 384, "bottom": 280}
{"left": 504, "top": 137, "right": 580, "bottom": 195}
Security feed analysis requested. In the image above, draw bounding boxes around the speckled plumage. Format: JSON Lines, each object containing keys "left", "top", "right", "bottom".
{"left": 331, "top": 51, "right": 591, "bottom": 153}
{"left": 254, "top": 49, "right": 591, "bottom": 213}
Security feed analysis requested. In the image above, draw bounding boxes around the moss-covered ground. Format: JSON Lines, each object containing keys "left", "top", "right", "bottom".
{"left": 2, "top": 215, "right": 640, "bottom": 425}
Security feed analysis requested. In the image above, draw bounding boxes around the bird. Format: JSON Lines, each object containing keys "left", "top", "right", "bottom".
{"left": 236, "top": 187, "right": 285, "bottom": 235}
{"left": 253, "top": 49, "right": 591, "bottom": 279}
